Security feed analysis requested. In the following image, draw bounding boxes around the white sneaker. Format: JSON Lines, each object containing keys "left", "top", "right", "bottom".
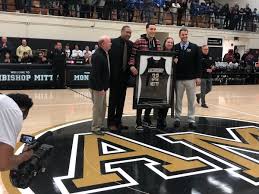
{"left": 135, "top": 125, "right": 144, "bottom": 131}
{"left": 142, "top": 121, "right": 156, "bottom": 129}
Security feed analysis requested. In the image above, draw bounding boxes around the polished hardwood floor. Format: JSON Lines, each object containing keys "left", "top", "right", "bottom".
{"left": 1, "top": 85, "right": 259, "bottom": 194}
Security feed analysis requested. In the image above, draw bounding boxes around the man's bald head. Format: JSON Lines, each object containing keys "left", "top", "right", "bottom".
{"left": 98, "top": 35, "right": 112, "bottom": 52}
{"left": 201, "top": 45, "right": 209, "bottom": 55}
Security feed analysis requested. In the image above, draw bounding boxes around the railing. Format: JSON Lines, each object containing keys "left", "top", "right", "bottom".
{"left": 0, "top": 1, "right": 258, "bottom": 32}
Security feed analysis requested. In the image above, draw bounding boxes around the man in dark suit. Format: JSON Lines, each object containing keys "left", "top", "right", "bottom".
{"left": 108, "top": 26, "right": 133, "bottom": 131}
{"left": 174, "top": 27, "right": 201, "bottom": 129}
{"left": 51, "top": 42, "right": 66, "bottom": 89}
{"left": 196, "top": 45, "right": 214, "bottom": 108}
{"left": 89, "top": 35, "right": 112, "bottom": 135}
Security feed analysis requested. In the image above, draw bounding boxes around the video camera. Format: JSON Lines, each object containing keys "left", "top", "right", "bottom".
{"left": 9, "top": 132, "right": 54, "bottom": 189}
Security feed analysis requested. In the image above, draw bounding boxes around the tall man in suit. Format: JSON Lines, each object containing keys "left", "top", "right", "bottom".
{"left": 174, "top": 27, "right": 201, "bottom": 129}
{"left": 89, "top": 35, "right": 112, "bottom": 135}
{"left": 51, "top": 42, "right": 66, "bottom": 89}
{"left": 108, "top": 26, "right": 133, "bottom": 131}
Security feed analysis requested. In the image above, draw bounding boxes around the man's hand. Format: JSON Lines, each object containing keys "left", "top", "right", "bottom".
{"left": 173, "top": 57, "right": 178, "bottom": 64}
{"left": 0, "top": 143, "right": 33, "bottom": 171}
{"left": 20, "top": 149, "right": 33, "bottom": 162}
{"left": 130, "top": 66, "right": 138, "bottom": 76}
{"left": 196, "top": 78, "right": 201, "bottom": 86}
{"left": 206, "top": 69, "right": 212, "bottom": 73}
{"left": 98, "top": 90, "right": 106, "bottom": 96}
{"left": 23, "top": 145, "right": 30, "bottom": 152}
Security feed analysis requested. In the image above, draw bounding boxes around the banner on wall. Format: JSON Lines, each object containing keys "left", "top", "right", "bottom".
{"left": 0, "top": 64, "right": 92, "bottom": 88}
{"left": 0, "top": 69, "right": 53, "bottom": 84}
{"left": 66, "top": 67, "right": 91, "bottom": 86}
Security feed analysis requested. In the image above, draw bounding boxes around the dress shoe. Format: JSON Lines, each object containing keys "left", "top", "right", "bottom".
{"left": 109, "top": 125, "right": 118, "bottom": 131}
{"left": 135, "top": 125, "right": 145, "bottom": 132}
{"left": 201, "top": 104, "right": 208, "bottom": 108}
{"left": 196, "top": 94, "right": 200, "bottom": 104}
{"left": 174, "top": 120, "right": 180, "bottom": 128}
{"left": 157, "top": 119, "right": 167, "bottom": 130}
{"left": 92, "top": 130, "right": 104, "bottom": 136}
{"left": 189, "top": 122, "right": 197, "bottom": 130}
{"left": 118, "top": 124, "right": 129, "bottom": 130}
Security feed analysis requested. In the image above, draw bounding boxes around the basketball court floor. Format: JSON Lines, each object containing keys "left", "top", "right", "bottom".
{"left": 0, "top": 85, "right": 259, "bottom": 194}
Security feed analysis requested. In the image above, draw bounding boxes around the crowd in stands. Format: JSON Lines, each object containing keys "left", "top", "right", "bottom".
{"left": 223, "top": 48, "right": 259, "bottom": 65}
{"left": 1, "top": 0, "right": 258, "bottom": 32}
{"left": 1, "top": 35, "right": 259, "bottom": 73}
{"left": 219, "top": 48, "right": 259, "bottom": 73}
{"left": 0, "top": 36, "right": 96, "bottom": 65}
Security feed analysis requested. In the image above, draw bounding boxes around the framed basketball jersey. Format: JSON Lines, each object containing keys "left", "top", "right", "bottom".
{"left": 133, "top": 51, "right": 175, "bottom": 111}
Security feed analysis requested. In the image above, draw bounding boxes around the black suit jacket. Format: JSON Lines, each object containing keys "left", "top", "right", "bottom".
{"left": 174, "top": 42, "right": 201, "bottom": 80}
{"left": 0, "top": 42, "right": 13, "bottom": 60}
{"left": 109, "top": 37, "right": 133, "bottom": 84}
{"left": 51, "top": 49, "right": 66, "bottom": 70}
{"left": 89, "top": 47, "right": 110, "bottom": 91}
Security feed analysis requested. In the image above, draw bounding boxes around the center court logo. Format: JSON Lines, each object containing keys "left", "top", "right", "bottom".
{"left": 52, "top": 126, "right": 259, "bottom": 194}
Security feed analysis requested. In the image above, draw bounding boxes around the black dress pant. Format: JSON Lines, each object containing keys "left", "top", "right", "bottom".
{"left": 136, "top": 108, "right": 152, "bottom": 126}
{"left": 108, "top": 80, "right": 127, "bottom": 126}
{"left": 158, "top": 108, "right": 168, "bottom": 121}
{"left": 53, "top": 68, "right": 65, "bottom": 89}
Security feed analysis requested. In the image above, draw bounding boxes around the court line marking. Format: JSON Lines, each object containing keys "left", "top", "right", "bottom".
{"left": 34, "top": 102, "right": 92, "bottom": 107}
{"left": 157, "top": 125, "right": 259, "bottom": 186}
{"left": 53, "top": 131, "right": 220, "bottom": 194}
{"left": 16, "top": 119, "right": 149, "bottom": 194}
{"left": 208, "top": 103, "right": 259, "bottom": 118}
{"left": 11, "top": 115, "right": 259, "bottom": 194}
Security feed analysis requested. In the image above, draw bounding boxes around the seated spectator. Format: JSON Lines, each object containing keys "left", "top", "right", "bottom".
{"left": 43, "top": 50, "right": 49, "bottom": 61}
{"left": 65, "top": 44, "right": 71, "bottom": 58}
{"left": 35, "top": 51, "right": 48, "bottom": 64}
{"left": 223, "top": 49, "right": 234, "bottom": 63}
{"left": 83, "top": 50, "right": 91, "bottom": 64}
{"left": 71, "top": 44, "right": 83, "bottom": 58}
{"left": 241, "top": 50, "right": 249, "bottom": 61}
{"left": 244, "top": 51, "right": 255, "bottom": 67}
{"left": 91, "top": 44, "right": 98, "bottom": 54}
{"left": 20, "top": 52, "right": 33, "bottom": 63}
{"left": 0, "top": 36, "right": 13, "bottom": 60}
{"left": 16, "top": 39, "right": 32, "bottom": 62}
{"left": 1, "top": 52, "right": 13, "bottom": 63}
{"left": 234, "top": 49, "right": 241, "bottom": 63}
{"left": 82, "top": 46, "right": 92, "bottom": 56}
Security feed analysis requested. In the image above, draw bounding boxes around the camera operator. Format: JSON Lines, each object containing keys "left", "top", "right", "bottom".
{"left": 0, "top": 93, "right": 33, "bottom": 171}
